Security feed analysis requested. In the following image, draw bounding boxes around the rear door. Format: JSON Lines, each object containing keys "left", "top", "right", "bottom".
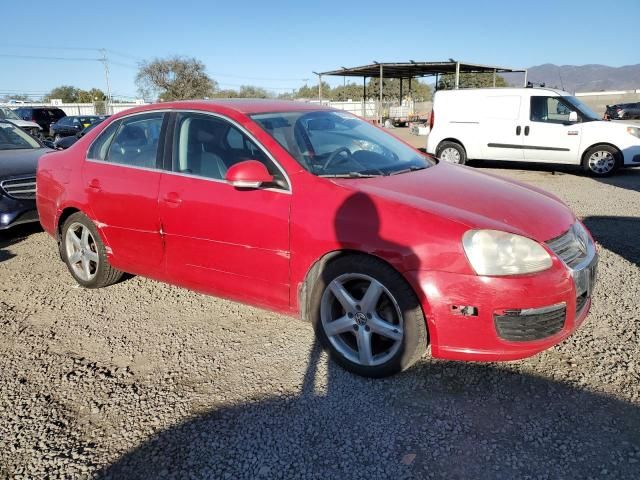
{"left": 522, "top": 96, "right": 582, "bottom": 164}
{"left": 158, "top": 111, "right": 291, "bottom": 309}
{"left": 82, "top": 112, "right": 167, "bottom": 276}
{"left": 480, "top": 95, "right": 524, "bottom": 161}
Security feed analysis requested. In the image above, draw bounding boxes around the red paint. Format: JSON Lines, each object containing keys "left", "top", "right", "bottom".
{"left": 36, "top": 100, "right": 592, "bottom": 361}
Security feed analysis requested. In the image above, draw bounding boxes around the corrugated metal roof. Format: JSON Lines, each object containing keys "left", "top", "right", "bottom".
{"left": 320, "top": 61, "right": 524, "bottom": 78}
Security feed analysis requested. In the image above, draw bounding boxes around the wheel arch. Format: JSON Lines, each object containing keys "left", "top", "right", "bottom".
{"left": 436, "top": 138, "right": 466, "bottom": 153}
{"left": 580, "top": 142, "right": 623, "bottom": 165}
{"left": 298, "top": 249, "right": 423, "bottom": 323}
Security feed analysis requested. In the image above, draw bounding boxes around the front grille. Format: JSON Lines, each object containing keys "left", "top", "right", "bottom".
{"left": 494, "top": 303, "right": 566, "bottom": 342}
{"left": 545, "top": 226, "right": 589, "bottom": 269}
{"left": 0, "top": 176, "right": 36, "bottom": 200}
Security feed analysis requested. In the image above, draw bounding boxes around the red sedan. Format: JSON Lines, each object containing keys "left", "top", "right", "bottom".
{"left": 36, "top": 100, "right": 598, "bottom": 377}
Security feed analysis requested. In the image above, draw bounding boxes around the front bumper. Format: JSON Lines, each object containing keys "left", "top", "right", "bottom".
{"left": 0, "top": 195, "right": 39, "bottom": 230}
{"left": 406, "top": 253, "right": 597, "bottom": 361}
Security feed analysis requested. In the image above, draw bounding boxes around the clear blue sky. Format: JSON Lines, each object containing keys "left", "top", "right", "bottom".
{"left": 1, "top": 0, "right": 637, "bottom": 99}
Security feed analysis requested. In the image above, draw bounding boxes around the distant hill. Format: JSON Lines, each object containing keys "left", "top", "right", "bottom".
{"left": 518, "top": 64, "right": 640, "bottom": 93}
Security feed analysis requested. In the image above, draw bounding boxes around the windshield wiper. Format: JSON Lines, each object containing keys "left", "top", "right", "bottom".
{"left": 318, "top": 171, "right": 382, "bottom": 178}
{"left": 388, "top": 165, "right": 428, "bottom": 176}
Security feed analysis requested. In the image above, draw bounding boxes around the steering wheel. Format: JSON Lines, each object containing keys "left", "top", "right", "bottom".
{"left": 323, "top": 147, "right": 352, "bottom": 170}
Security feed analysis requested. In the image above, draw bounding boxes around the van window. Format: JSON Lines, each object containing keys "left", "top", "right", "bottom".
{"left": 530, "top": 97, "right": 576, "bottom": 123}
{"left": 485, "top": 96, "right": 521, "bottom": 120}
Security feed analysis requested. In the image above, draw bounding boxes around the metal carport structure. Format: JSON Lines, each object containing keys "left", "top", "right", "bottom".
{"left": 317, "top": 61, "right": 528, "bottom": 123}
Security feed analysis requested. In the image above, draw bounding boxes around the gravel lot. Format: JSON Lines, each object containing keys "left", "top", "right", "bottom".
{"left": 1, "top": 152, "right": 639, "bottom": 479}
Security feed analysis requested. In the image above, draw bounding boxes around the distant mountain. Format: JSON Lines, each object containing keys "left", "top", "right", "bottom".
{"left": 519, "top": 64, "right": 640, "bottom": 93}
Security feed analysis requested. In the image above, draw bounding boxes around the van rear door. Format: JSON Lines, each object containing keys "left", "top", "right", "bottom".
{"left": 481, "top": 95, "right": 524, "bottom": 161}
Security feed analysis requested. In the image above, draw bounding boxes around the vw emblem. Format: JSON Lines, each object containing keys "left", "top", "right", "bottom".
{"left": 354, "top": 312, "right": 368, "bottom": 326}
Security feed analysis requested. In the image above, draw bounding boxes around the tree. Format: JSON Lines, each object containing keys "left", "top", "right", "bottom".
{"left": 364, "top": 78, "right": 432, "bottom": 101}
{"left": 437, "top": 72, "right": 508, "bottom": 90}
{"left": 44, "top": 86, "right": 106, "bottom": 103}
{"left": 136, "top": 56, "right": 217, "bottom": 101}
{"left": 45, "top": 85, "right": 81, "bottom": 103}
{"left": 237, "top": 85, "right": 270, "bottom": 98}
{"left": 294, "top": 81, "right": 332, "bottom": 99}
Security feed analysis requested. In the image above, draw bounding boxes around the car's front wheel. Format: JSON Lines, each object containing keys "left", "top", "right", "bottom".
{"left": 309, "top": 255, "right": 428, "bottom": 378}
{"left": 582, "top": 145, "right": 621, "bottom": 177}
{"left": 61, "top": 212, "right": 123, "bottom": 288}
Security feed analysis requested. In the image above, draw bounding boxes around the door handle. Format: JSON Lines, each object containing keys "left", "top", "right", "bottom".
{"left": 162, "top": 192, "right": 182, "bottom": 206}
{"left": 88, "top": 179, "right": 101, "bottom": 191}
{"left": 516, "top": 126, "right": 521, "bottom": 136}
{"left": 524, "top": 126, "right": 530, "bottom": 136}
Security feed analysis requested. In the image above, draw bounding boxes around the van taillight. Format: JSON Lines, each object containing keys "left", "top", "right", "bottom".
{"left": 429, "top": 110, "right": 434, "bottom": 129}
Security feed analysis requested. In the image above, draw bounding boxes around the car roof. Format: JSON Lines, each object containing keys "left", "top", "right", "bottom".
{"left": 123, "top": 99, "right": 334, "bottom": 116}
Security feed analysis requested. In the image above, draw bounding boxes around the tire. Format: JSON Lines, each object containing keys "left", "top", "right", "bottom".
{"left": 436, "top": 141, "right": 466, "bottom": 165}
{"left": 308, "top": 255, "right": 428, "bottom": 378}
{"left": 61, "top": 212, "right": 124, "bottom": 288}
{"left": 582, "top": 145, "right": 621, "bottom": 177}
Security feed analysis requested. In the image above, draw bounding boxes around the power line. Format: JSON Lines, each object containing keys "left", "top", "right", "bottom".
{"left": 0, "top": 53, "right": 100, "bottom": 61}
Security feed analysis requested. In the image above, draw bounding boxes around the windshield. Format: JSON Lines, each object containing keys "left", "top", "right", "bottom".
{"left": 0, "top": 122, "right": 41, "bottom": 150}
{"left": 251, "top": 110, "right": 433, "bottom": 177}
{"left": 0, "top": 108, "right": 21, "bottom": 121}
{"left": 562, "top": 96, "right": 600, "bottom": 121}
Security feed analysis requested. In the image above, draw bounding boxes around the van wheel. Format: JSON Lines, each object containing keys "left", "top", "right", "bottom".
{"left": 437, "top": 141, "right": 466, "bottom": 165}
{"left": 309, "top": 255, "right": 428, "bottom": 378}
{"left": 61, "top": 212, "right": 124, "bottom": 288}
{"left": 582, "top": 145, "right": 621, "bottom": 177}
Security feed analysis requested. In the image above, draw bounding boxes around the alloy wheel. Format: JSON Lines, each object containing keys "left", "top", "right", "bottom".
{"left": 320, "top": 273, "right": 404, "bottom": 367}
{"left": 588, "top": 150, "right": 615, "bottom": 175}
{"left": 65, "top": 222, "right": 99, "bottom": 282}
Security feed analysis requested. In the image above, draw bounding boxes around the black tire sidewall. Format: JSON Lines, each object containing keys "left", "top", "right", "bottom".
{"left": 437, "top": 141, "right": 467, "bottom": 165}
{"left": 61, "top": 212, "right": 112, "bottom": 288}
{"left": 583, "top": 145, "right": 621, "bottom": 177}
{"left": 308, "top": 255, "right": 428, "bottom": 378}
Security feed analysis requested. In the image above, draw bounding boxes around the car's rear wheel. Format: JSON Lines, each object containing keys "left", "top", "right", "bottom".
{"left": 61, "top": 212, "right": 123, "bottom": 288}
{"left": 309, "top": 255, "right": 428, "bottom": 378}
{"left": 582, "top": 145, "right": 621, "bottom": 177}
{"left": 436, "top": 141, "right": 466, "bottom": 165}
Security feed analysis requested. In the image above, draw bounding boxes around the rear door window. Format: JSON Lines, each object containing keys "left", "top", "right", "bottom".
{"left": 104, "top": 113, "right": 164, "bottom": 168}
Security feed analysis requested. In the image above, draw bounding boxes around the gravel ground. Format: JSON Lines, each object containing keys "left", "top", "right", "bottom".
{"left": 1, "top": 162, "right": 639, "bottom": 479}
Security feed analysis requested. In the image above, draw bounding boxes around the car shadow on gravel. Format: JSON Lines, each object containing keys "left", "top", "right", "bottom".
{"left": 583, "top": 216, "right": 640, "bottom": 267}
{"left": 98, "top": 349, "right": 640, "bottom": 480}
{"left": 594, "top": 168, "right": 640, "bottom": 193}
{"left": 0, "top": 222, "right": 42, "bottom": 263}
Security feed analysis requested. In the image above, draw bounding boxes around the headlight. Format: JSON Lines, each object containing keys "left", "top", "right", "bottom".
{"left": 462, "top": 230, "right": 552, "bottom": 276}
{"left": 627, "top": 127, "right": 640, "bottom": 139}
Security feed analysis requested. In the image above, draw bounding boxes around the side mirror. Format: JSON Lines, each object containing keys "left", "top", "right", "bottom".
{"left": 568, "top": 111, "right": 578, "bottom": 123}
{"left": 225, "top": 160, "right": 273, "bottom": 189}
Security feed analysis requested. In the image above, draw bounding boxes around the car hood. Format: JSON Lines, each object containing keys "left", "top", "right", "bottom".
{"left": 334, "top": 162, "right": 575, "bottom": 242}
{"left": 0, "top": 148, "right": 51, "bottom": 178}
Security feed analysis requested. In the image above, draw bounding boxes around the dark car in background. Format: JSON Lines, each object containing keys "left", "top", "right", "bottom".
{"left": 54, "top": 119, "right": 108, "bottom": 149}
{"left": 0, "top": 120, "right": 52, "bottom": 229}
{"left": 13, "top": 107, "right": 67, "bottom": 137}
{"left": 605, "top": 102, "right": 640, "bottom": 120}
{"left": 50, "top": 115, "right": 108, "bottom": 142}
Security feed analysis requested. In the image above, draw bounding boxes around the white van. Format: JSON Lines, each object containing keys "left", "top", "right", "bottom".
{"left": 426, "top": 87, "right": 640, "bottom": 176}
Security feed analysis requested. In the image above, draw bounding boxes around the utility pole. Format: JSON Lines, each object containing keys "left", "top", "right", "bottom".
{"left": 100, "top": 49, "right": 112, "bottom": 114}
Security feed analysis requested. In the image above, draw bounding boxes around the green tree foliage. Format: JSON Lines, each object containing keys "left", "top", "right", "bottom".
{"left": 437, "top": 72, "right": 508, "bottom": 90}
{"left": 285, "top": 79, "right": 432, "bottom": 101}
{"left": 364, "top": 78, "right": 432, "bottom": 101}
{"left": 136, "top": 56, "right": 217, "bottom": 101}
{"left": 45, "top": 86, "right": 106, "bottom": 103}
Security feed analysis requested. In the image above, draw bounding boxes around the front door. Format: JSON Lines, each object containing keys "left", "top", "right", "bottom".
{"left": 523, "top": 96, "right": 582, "bottom": 164}
{"left": 158, "top": 112, "right": 291, "bottom": 309}
{"left": 82, "top": 112, "right": 166, "bottom": 276}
